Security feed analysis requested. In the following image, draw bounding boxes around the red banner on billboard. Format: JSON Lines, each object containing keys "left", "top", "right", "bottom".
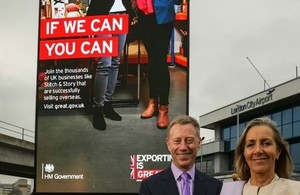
{"left": 39, "top": 37, "right": 118, "bottom": 60}
{"left": 40, "top": 15, "right": 129, "bottom": 38}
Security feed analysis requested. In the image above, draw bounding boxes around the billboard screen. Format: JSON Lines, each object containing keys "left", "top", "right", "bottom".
{"left": 35, "top": 0, "right": 188, "bottom": 193}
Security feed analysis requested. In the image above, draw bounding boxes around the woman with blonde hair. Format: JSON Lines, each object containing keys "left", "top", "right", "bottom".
{"left": 222, "top": 117, "right": 300, "bottom": 194}
{"left": 233, "top": 117, "right": 300, "bottom": 194}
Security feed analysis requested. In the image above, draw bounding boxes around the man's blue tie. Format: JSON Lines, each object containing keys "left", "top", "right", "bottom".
{"left": 181, "top": 172, "right": 191, "bottom": 195}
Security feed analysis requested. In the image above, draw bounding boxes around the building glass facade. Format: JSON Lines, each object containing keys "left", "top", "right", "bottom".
{"left": 221, "top": 104, "right": 300, "bottom": 172}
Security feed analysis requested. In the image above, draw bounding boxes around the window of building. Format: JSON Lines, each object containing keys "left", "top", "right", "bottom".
{"left": 230, "top": 125, "right": 237, "bottom": 138}
{"left": 228, "top": 152, "right": 235, "bottom": 171}
{"left": 230, "top": 137, "right": 237, "bottom": 151}
{"left": 291, "top": 143, "right": 300, "bottom": 172}
{"left": 195, "top": 160, "right": 214, "bottom": 173}
{"left": 199, "top": 161, "right": 206, "bottom": 173}
{"left": 195, "top": 161, "right": 201, "bottom": 171}
{"left": 223, "top": 127, "right": 230, "bottom": 140}
{"left": 272, "top": 111, "right": 282, "bottom": 126}
{"left": 282, "top": 123, "right": 293, "bottom": 139}
{"left": 239, "top": 122, "right": 245, "bottom": 137}
{"left": 293, "top": 105, "right": 300, "bottom": 121}
{"left": 207, "top": 160, "right": 214, "bottom": 173}
{"left": 282, "top": 108, "right": 292, "bottom": 124}
{"left": 293, "top": 121, "right": 300, "bottom": 137}
{"left": 222, "top": 122, "right": 247, "bottom": 151}
{"left": 224, "top": 140, "right": 230, "bottom": 151}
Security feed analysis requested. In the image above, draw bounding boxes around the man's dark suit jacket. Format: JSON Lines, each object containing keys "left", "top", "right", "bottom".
{"left": 139, "top": 166, "right": 223, "bottom": 195}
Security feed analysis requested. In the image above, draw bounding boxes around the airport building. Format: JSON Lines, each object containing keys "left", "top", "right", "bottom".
{"left": 0, "top": 179, "right": 31, "bottom": 195}
{"left": 195, "top": 77, "right": 300, "bottom": 181}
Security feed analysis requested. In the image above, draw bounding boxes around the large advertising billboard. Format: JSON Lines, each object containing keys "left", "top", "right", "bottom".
{"left": 35, "top": 0, "right": 188, "bottom": 193}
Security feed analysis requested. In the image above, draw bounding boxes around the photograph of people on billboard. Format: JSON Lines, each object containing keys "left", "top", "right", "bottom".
{"left": 35, "top": 0, "right": 188, "bottom": 193}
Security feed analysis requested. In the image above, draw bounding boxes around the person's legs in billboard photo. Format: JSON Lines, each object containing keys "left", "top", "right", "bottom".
{"left": 88, "top": 0, "right": 134, "bottom": 131}
{"left": 139, "top": 12, "right": 174, "bottom": 129}
{"left": 93, "top": 33, "right": 127, "bottom": 130}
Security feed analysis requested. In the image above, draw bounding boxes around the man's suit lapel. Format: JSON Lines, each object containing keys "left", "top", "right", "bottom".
{"left": 161, "top": 167, "right": 180, "bottom": 195}
{"left": 193, "top": 170, "right": 208, "bottom": 195}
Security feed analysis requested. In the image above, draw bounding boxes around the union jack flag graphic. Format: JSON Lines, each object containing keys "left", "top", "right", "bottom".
{"left": 130, "top": 155, "right": 137, "bottom": 179}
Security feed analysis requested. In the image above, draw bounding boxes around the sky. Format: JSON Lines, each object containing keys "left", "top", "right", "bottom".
{"left": 0, "top": 1, "right": 39, "bottom": 131}
{"left": 189, "top": 0, "right": 300, "bottom": 119}
{"left": 1, "top": 0, "right": 300, "bottom": 182}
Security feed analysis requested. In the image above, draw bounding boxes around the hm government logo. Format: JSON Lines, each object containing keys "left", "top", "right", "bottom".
{"left": 41, "top": 163, "right": 84, "bottom": 180}
{"left": 45, "top": 163, "right": 54, "bottom": 173}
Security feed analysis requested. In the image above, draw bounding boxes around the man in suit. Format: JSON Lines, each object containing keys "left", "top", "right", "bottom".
{"left": 139, "top": 115, "right": 223, "bottom": 195}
